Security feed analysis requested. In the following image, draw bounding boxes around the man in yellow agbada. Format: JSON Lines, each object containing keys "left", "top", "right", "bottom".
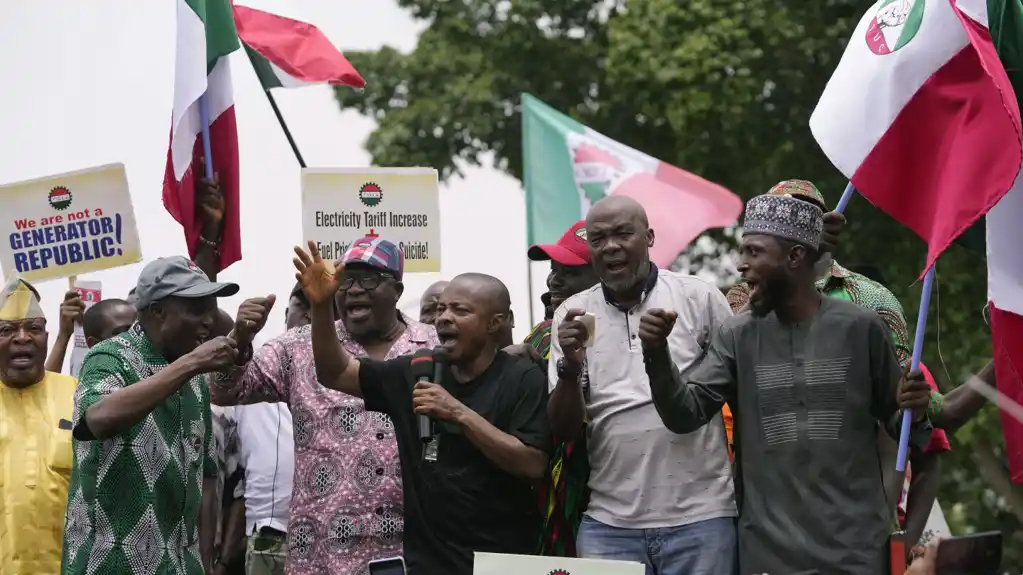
{"left": 0, "top": 275, "right": 77, "bottom": 574}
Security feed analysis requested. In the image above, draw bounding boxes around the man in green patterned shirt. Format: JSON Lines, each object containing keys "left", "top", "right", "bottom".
{"left": 61, "top": 257, "right": 273, "bottom": 575}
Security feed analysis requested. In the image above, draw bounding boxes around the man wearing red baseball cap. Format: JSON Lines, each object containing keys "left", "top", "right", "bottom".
{"left": 523, "top": 220, "right": 600, "bottom": 558}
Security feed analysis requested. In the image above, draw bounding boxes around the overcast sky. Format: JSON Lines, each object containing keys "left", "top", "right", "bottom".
{"left": 0, "top": 0, "right": 550, "bottom": 353}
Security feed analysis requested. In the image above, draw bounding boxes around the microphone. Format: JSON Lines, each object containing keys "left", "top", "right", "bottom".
{"left": 410, "top": 348, "right": 435, "bottom": 443}
{"left": 432, "top": 346, "right": 448, "bottom": 391}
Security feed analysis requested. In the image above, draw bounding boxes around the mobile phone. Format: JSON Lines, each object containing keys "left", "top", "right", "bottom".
{"left": 934, "top": 531, "right": 1001, "bottom": 575}
{"left": 579, "top": 312, "right": 596, "bottom": 347}
{"left": 368, "top": 556, "right": 407, "bottom": 575}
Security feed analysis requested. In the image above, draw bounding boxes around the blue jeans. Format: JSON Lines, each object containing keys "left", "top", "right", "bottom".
{"left": 576, "top": 515, "right": 737, "bottom": 575}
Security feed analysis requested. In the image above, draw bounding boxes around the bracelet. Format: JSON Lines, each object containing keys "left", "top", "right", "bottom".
{"left": 198, "top": 233, "right": 220, "bottom": 248}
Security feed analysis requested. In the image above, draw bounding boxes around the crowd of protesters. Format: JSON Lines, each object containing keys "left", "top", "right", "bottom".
{"left": 0, "top": 176, "right": 1001, "bottom": 575}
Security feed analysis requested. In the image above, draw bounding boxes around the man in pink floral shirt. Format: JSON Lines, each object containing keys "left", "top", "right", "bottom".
{"left": 210, "top": 237, "right": 438, "bottom": 575}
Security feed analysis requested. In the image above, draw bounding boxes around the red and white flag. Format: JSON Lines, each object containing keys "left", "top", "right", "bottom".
{"left": 810, "top": 0, "right": 1022, "bottom": 273}
{"left": 233, "top": 5, "right": 365, "bottom": 90}
{"left": 163, "top": 0, "right": 242, "bottom": 272}
{"left": 812, "top": 0, "right": 1023, "bottom": 481}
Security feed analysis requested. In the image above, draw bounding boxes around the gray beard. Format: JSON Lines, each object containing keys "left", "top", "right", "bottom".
{"left": 814, "top": 252, "right": 834, "bottom": 282}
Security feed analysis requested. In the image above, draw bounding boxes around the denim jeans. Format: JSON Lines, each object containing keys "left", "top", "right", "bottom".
{"left": 576, "top": 515, "right": 737, "bottom": 575}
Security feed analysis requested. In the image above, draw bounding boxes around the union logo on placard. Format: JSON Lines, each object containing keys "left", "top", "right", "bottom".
{"left": 865, "top": 0, "right": 925, "bottom": 55}
{"left": 48, "top": 186, "right": 72, "bottom": 211}
{"left": 359, "top": 182, "right": 384, "bottom": 207}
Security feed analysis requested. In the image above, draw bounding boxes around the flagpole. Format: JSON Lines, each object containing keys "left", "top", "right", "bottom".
{"left": 199, "top": 93, "right": 215, "bottom": 178}
{"left": 263, "top": 89, "right": 307, "bottom": 168}
{"left": 833, "top": 180, "right": 931, "bottom": 473}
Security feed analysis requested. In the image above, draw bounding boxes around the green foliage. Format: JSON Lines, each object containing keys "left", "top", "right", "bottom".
{"left": 337, "top": 0, "right": 1022, "bottom": 563}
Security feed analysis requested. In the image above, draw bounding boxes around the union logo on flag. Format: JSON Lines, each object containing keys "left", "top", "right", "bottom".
{"left": 567, "top": 135, "right": 630, "bottom": 209}
{"left": 865, "top": 0, "right": 924, "bottom": 55}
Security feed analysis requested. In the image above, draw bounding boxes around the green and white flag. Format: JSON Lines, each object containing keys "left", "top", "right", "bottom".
{"left": 521, "top": 94, "right": 741, "bottom": 266}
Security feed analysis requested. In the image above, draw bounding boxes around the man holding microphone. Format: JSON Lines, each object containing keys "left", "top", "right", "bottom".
{"left": 290, "top": 241, "right": 552, "bottom": 575}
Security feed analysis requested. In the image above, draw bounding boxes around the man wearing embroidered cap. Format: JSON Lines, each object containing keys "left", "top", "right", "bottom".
{"left": 642, "top": 193, "right": 934, "bottom": 575}
{"left": 62, "top": 256, "right": 275, "bottom": 575}
{"left": 209, "top": 236, "right": 439, "bottom": 574}
{"left": 0, "top": 275, "right": 77, "bottom": 574}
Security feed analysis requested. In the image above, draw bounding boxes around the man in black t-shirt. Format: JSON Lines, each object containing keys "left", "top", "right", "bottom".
{"left": 292, "top": 242, "right": 553, "bottom": 574}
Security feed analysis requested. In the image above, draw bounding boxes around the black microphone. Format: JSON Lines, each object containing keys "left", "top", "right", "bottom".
{"left": 432, "top": 346, "right": 448, "bottom": 391}
{"left": 410, "top": 348, "right": 435, "bottom": 443}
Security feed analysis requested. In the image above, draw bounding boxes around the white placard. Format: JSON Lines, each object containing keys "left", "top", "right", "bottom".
{"left": 301, "top": 167, "right": 441, "bottom": 272}
{"left": 474, "top": 552, "right": 644, "bottom": 575}
{"left": 0, "top": 163, "right": 142, "bottom": 282}
{"left": 68, "top": 280, "right": 101, "bottom": 378}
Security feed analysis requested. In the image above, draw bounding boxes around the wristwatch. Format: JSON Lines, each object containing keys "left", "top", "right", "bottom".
{"left": 556, "top": 357, "right": 582, "bottom": 380}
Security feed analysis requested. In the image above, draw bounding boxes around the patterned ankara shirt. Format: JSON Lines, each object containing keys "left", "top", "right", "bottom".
{"left": 62, "top": 323, "right": 218, "bottom": 575}
{"left": 209, "top": 315, "right": 438, "bottom": 575}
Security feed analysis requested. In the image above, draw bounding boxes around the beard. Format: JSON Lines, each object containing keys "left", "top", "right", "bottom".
{"left": 749, "top": 266, "right": 793, "bottom": 317}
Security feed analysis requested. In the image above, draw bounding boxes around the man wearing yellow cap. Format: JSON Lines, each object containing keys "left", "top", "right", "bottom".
{"left": 0, "top": 275, "right": 78, "bottom": 574}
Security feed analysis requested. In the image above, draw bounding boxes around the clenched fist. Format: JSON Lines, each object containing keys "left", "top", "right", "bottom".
{"left": 235, "top": 295, "right": 276, "bottom": 345}
{"left": 638, "top": 309, "right": 677, "bottom": 351}
{"left": 557, "top": 309, "right": 590, "bottom": 369}
{"left": 188, "top": 336, "right": 239, "bottom": 373}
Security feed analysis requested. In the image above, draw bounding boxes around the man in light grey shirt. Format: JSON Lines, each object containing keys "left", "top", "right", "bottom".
{"left": 549, "top": 195, "right": 736, "bottom": 575}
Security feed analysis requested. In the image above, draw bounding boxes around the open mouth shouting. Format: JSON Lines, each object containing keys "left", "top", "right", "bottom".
{"left": 435, "top": 325, "right": 459, "bottom": 348}
{"left": 345, "top": 300, "right": 374, "bottom": 323}
{"left": 7, "top": 348, "right": 37, "bottom": 369}
{"left": 604, "top": 259, "right": 629, "bottom": 276}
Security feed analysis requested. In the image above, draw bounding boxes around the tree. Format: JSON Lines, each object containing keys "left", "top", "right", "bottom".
{"left": 336, "top": 0, "right": 1023, "bottom": 563}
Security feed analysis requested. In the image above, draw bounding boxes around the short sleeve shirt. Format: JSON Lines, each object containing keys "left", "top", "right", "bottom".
{"left": 359, "top": 351, "right": 552, "bottom": 575}
{"left": 62, "top": 323, "right": 216, "bottom": 575}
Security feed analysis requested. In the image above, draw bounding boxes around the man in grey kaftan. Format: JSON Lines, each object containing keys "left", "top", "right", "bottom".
{"left": 640, "top": 193, "right": 932, "bottom": 575}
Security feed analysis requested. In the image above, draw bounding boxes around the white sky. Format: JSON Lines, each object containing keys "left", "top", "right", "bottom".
{"left": 0, "top": 1, "right": 550, "bottom": 352}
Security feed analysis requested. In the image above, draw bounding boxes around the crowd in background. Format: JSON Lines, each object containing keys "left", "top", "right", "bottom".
{"left": 0, "top": 176, "right": 1002, "bottom": 575}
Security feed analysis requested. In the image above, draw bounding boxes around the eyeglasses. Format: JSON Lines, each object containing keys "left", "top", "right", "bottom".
{"left": 340, "top": 273, "right": 392, "bottom": 291}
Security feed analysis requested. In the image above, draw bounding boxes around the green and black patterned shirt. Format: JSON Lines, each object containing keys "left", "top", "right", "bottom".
{"left": 61, "top": 323, "right": 217, "bottom": 575}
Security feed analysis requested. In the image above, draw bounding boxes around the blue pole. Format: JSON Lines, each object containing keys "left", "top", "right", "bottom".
{"left": 199, "top": 93, "right": 214, "bottom": 179}
{"left": 835, "top": 182, "right": 856, "bottom": 213}
{"left": 830, "top": 180, "right": 931, "bottom": 472}
{"left": 896, "top": 266, "right": 935, "bottom": 472}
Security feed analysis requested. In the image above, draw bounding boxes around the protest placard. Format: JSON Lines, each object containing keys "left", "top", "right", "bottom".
{"left": 0, "top": 163, "right": 142, "bottom": 283}
{"left": 473, "top": 552, "right": 643, "bottom": 575}
{"left": 302, "top": 167, "right": 441, "bottom": 273}
{"left": 69, "top": 280, "right": 101, "bottom": 378}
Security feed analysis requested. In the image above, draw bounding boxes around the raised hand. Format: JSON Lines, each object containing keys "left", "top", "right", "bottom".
{"left": 234, "top": 295, "right": 276, "bottom": 345}
{"left": 195, "top": 156, "right": 224, "bottom": 237}
{"left": 293, "top": 240, "right": 342, "bottom": 305}
{"left": 820, "top": 211, "right": 846, "bottom": 253}
{"left": 188, "top": 336, "right": 239, "bottom": 373}
{"left": 57, "top": 290, "right": 86, "bottom": 335}
{"left": 557, "top": 309, "right": 590, "bottom": 369}
{"left": 638, "top": 309, "right": 678, "bottom": 351}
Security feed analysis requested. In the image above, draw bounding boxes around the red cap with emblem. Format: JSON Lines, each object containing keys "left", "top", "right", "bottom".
{"left": 527, "top": 220, "right": 590, "bottom": 266}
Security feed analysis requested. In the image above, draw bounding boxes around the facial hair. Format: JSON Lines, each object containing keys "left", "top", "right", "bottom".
{"left": 750, "top": 265, "right": 792, "bottom": 317}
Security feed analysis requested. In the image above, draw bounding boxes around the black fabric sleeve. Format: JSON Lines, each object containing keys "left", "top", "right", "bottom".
{"left": 507, "top": 365, "right": 554, "bottom": 454}
{"left": 359, "top": 356, "right": 413, "bottom": 416}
